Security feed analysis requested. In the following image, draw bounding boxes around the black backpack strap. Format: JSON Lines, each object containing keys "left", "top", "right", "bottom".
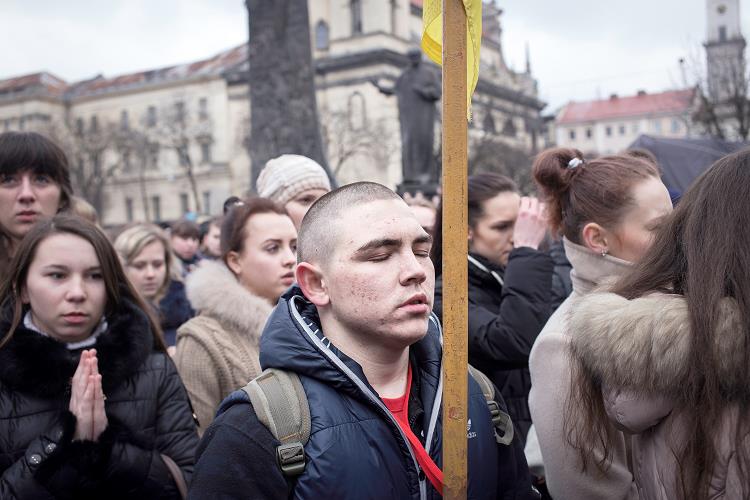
{"left": 468, "top": 365, "right": 514, "bottom": 445}
{"left": 241, "top": 368, "right": 311, "bottom": 477}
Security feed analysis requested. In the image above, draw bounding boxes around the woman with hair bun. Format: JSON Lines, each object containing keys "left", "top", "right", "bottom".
{"left": 528, "top": 148, "right": 672, "bottom": 499}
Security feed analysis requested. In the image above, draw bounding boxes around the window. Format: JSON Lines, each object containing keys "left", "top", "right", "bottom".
{"left": 147, "top": 106, "right": 157, "bottom": 127}
{"left": 652, "top": 120, "right": 662, "bottom": 134}
{"left": 619, "top": 124, "right": 626, "bottom": 135}
{"left": 569, "top": 129, "right": 576, "bottom": 140}
{"left": 148, "top": 142, "right": 160, "bottom": 169}
{"left": 90, "top": 115, "right": 99, "bottom": 133}
{"left": 202, "top": 191, "right": 211, "bottom": 215}
{"left": 180, "top": 193, "right": 189, "bottom": 215}
{"left": 125, "top": 197, "right": 134, "bottom": 223}
{"left": 120, "top": 110, "right": 129, "bottom": 131}
{"left": 151, "top": 195, "right": 161, "bottom": 222}
{"left": 390, "top": 0, "right": 398, "bottom": 34}
{"left": 76, "top": 118, "right": 84, "bottom": 136}
{"left": 585, "top": 128, "right": 592, "bottom": 139}
{"left": 347, "top": 92, "right": 367, "bottom": 130}
{"left": 632, "top": 122, "right": 640, "bottom": 134}
{"left": 351, "top": 0, "right": 363, "bottom": 35}
{"left": 122, "top": 149, "right": 131, "bottom": 172}
{"left": 605, "top": 126, "right": 612, "bottom": 137}
{"left": 199, "top": 98, "right": 208, "bottom": 120}
{"left": 671, "top": 119, "right": 681, "bottom": 134}
{"left": 175, "top": 101, "right": 186, "bottom": 125}
{"left": 315, "top": 20, "right": 330, "bottom": 50}
{"left": 719, "top": 25, "right": 727, "bottom": 42}
{"left": 200, "top": 141, "right": 212, "bottom": 164}
{"left": 484, "top": 111, "right": 496, "bottom": 134}
{"left": 501, "top": 118, "right": 517, "bottom": 137}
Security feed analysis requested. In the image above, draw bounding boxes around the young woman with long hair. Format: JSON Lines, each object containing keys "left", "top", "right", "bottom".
{"left": 528, "top": 148, "right": 672, "bottom": 499}
{"left": 0, "top": 215, "right": 198, "bottom": 498}
{"left": 0, "top": 131, "right": 73, "bottom": 280}
{"left": 174, "top": 198, "right": 297, "bottom": 434}
{"left": 565, "top": 149, "right": 750, "bottom": 499}
{"left": 114, "top": 224, "right": 193, "bottom": 350}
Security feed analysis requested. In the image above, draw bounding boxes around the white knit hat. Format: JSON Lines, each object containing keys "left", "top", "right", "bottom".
{"left": 256, "top": 154, "right": 331, "bottom": 206}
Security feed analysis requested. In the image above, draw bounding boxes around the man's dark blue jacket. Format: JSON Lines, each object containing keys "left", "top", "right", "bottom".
{"left": 189, "top": 286, "right": 539, "bottom": 499}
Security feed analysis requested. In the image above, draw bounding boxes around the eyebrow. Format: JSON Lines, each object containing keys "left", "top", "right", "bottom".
{"left": 41, "top": 264, "right": 101, "bottom": 272}
{"left": 355, "top": 233, "right": 433, "bottom": 254}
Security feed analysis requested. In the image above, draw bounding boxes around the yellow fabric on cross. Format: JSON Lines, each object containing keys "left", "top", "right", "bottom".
{"left": 421, "top": 0, "right": 482, "bottom": 119}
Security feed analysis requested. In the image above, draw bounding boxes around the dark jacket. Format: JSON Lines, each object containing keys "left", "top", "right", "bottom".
{"left": 548, "top": 240, "right": 572, "bottom": 311}
{"left": 190, "top": 286, "right": 539, "bottom": 500}
{"left": 158, "top": 279, "right": 194, "bottom": 346}
{"left": 0, "top": 299, "right": 199, "bottom": 499}
{"left": 434, "top": 248, "right": 553, "bottom": 443}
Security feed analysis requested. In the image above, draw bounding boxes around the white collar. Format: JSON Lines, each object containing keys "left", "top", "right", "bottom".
{"left": 24, "top": 311, "right": 108, "bottom": 350}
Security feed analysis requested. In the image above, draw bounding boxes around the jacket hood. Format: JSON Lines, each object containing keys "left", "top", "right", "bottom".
{"left": 259, "top": 285, "right": 443, "bottom": 404}
{"left": 569, "top": 292, "right": 746, "bottom": 397}
{"left": 185, "top": 259, "right": 273, "bottom": 341}
{"left": 0, "top": 297, "right": 155, "bottom": 397}
{"left": 468, "top": 252, "right": 505, "bottom": 289}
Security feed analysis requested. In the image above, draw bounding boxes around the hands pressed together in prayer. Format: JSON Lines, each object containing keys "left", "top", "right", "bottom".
{"left": 69, "top": 349, "right": 108, "bottom": 441}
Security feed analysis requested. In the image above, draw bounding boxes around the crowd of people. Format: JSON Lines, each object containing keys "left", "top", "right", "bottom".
{"left": 0, "top": 128, "right": 747, "bottom": 499}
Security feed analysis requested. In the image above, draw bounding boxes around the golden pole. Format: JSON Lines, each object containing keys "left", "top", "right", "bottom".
{"left": 441, "top": 0, "right": 468, "bottom": 498}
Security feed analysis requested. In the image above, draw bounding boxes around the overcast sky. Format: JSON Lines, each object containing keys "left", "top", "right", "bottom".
{"left": 2, "top": 0, "right": 746, "bottom": 111}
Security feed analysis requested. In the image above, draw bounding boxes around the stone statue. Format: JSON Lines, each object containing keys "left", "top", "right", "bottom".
{"left": 373, "top": 49, "right": 441, "bottom": 187}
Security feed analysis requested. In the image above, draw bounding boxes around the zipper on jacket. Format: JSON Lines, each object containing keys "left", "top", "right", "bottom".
{"left": 290, "top": 296, "right": 428, "bottom": 500}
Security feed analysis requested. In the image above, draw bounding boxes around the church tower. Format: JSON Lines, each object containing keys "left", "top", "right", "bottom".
{"left": 705, "top": 0, "right": 746, "bottom": 101}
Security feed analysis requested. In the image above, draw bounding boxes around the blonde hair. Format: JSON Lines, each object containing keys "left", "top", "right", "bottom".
{"left": 70, "top": 196, "right": 99, "bottom": 225}
{"left": 113, "top": 224, "right": 181, "bottom": 301}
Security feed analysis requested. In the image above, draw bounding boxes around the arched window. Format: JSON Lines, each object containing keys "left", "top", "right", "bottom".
{"left": 315, "top": 20, "right": 330, "bottom": 50}
{"left": 502, "top": 118, "right": 517, "bottom": 137}
{"left": 483, "top": 110, "right": 496, "bottom": 134}
{"left": 348, "top": 92, "right": 367, "bottom": 131}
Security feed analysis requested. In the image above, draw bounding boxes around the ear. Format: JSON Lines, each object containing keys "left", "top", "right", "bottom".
{"left": 296, "top": 262, "right": 330, "bottom": 307}
{"left": 20, "top": 286, "right": 29, "bottom": 305}
{"left": 581, "top": 222, "right": 610, "bottom": 255}
{"left": 225, "top": 251, "right": 243, "bottom": 276}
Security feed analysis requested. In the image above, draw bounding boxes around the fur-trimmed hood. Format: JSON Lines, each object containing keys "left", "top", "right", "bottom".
{"left": 184, "top": 259, "right": 273, "bottom": 340}
{"left": 569, "top": 292, "right": 745, "bottom": 397}
{"left": 0, "top": 298, "right": 155, "bottom": 397}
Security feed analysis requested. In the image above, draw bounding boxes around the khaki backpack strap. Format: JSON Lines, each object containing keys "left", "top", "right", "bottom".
{"left": 468, "top": 365, "right": 514, "bottom": 446}
{"left": 242, "top": 368, "right": 311, "bottom": 477}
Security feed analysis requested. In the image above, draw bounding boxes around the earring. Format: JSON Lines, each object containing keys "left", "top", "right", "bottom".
{"left": 601, "top": 249, "right": 609, "bottom": 257}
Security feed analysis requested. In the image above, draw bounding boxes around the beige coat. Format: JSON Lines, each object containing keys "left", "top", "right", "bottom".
{"left": 570, "top": 292, "right": 748, "bottom": 500}
{"left": 174, "top": 259, "right": 272, "bottom": 435}
{"left": 528, "top": 239, "right": 639, "bottom": 500}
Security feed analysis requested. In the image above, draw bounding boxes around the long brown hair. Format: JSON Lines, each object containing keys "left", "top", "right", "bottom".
{"left": 566, "top": 149, "right": 750, "bottom": 498}
{"left": 0, "top": 215, "right": 166, "bottom": 351}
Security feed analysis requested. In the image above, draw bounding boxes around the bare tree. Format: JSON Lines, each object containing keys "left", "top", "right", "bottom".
{"left": 148, "top": 98, "right": 214, "bottom": 214}
{"left": 683, "top": 47, "right": 750, "bottom": 140}
{"left": 41, "top": 118, "right": 120, "bottom": 214}
{"left": 468, "top": 131, "right": 535, "bottom": 194}
{"left": 320, "top": 110, "right": 397, "bottom": 178}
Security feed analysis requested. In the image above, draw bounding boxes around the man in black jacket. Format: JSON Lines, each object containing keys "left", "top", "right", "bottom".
{"left": 189, "top": 182, "right": 539, "bottom": 499}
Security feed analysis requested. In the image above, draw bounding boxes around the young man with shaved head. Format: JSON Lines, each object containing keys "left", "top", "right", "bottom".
{"left": 189, "top": 182, "right": 539, "bottom": 499}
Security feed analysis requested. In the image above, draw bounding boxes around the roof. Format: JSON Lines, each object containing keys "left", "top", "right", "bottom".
{"left": 0, "top": 44, "right": 248, "bottom": 101}
{"left": 557, "top": 89, "right": 695, "bottom": 125}
{"left": 0, "top": 72, "right": 69, "bottom": 99}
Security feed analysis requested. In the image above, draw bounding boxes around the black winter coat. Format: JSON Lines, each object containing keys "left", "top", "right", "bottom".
{"left": 0, "top": 299, "right": 199, "bottom": 499}
{"left": 434, "top": 248, "right": 553, "bottom": 443}
{"left": 157, "top": 280, "right": 194, "bottom": 347}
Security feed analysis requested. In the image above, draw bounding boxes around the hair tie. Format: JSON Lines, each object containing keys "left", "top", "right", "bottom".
{"left": 567, "top": 158, "right": 584, "bottom": 169}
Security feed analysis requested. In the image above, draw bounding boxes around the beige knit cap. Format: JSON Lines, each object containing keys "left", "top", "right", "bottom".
{"left": 256, "top": 154, "right": 331, "bottom": 206}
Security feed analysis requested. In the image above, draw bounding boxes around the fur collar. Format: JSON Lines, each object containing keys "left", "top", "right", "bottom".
{"left": 569, "top": 292, "right": 745, "bottom": 396}
{"left": 0, "top": 298, "right": 154, "bottom": 397}
{"left": 184, "top": 259, "right": 273, "bottom": 339}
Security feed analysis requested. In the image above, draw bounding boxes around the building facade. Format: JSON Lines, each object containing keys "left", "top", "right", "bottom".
{"left": 705, "top": 0, "right": 746, "bottom": 102}
{"left": 0, "top": 0, "right": 545, "bottom": 226}
{"left": 554, "top": 89, "right": 696, "bottom": 156}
